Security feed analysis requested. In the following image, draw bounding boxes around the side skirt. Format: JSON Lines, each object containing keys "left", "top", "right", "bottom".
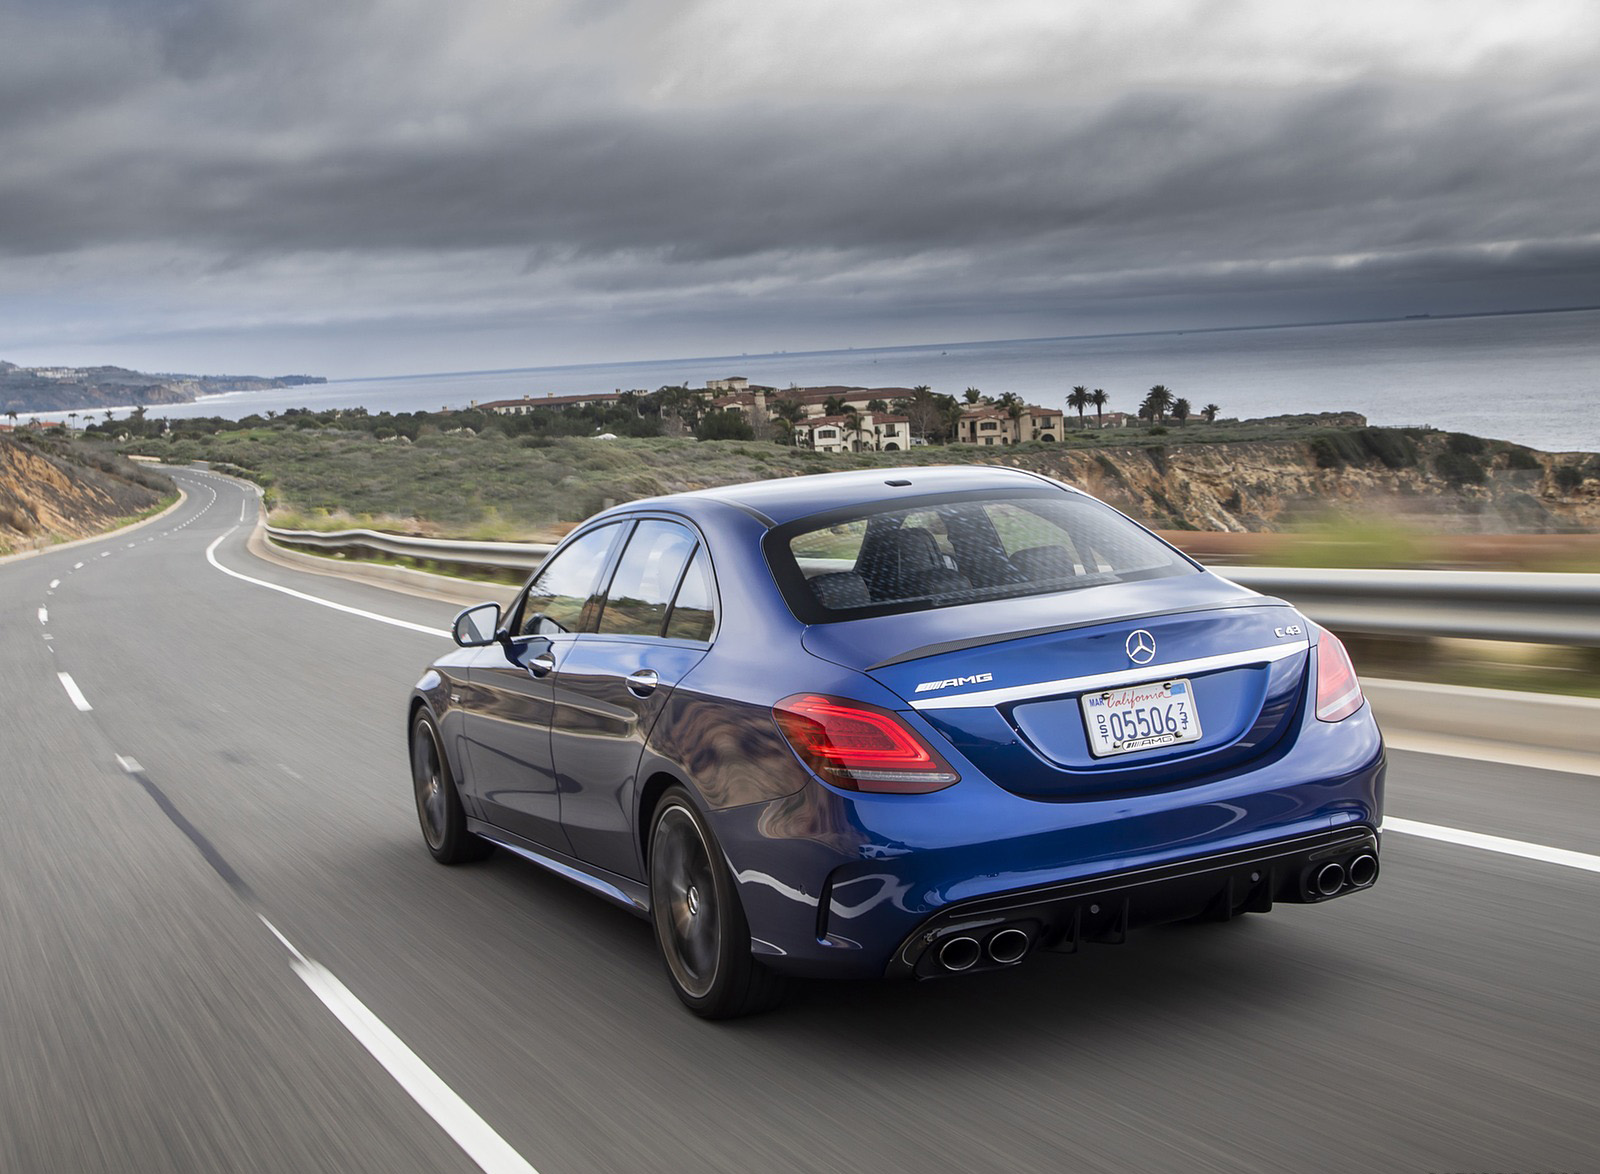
{"left": 466, "top": 819, "right": 651, "bottom": 917}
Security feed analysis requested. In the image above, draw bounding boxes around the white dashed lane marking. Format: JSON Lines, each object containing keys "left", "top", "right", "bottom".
{"left": 256, "top": 916, "right": 539, "bottom": 1174}
{"left": 37, "top": 607, "right": 47, "bottom": 624}
{"left": 56, "top": 673, "right": 92, "bottom": 712}
{"left": 49, "top": 579, "right": 59, "bottom": 589}
{"left": 1388, "top": 817, "right": 1600, "bottom": 875}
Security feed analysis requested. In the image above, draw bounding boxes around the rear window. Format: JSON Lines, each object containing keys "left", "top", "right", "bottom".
{"left": 770, "top": 489, "right": 1195, "bottom": 622}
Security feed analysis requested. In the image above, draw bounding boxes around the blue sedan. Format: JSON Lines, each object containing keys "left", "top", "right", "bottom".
{"left": 408, "top": 466, "right": 1384, "bottom": 1017}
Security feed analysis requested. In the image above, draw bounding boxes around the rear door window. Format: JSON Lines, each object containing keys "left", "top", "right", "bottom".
{"left": 595, "top": 521, "right": 698, "bottom": 637}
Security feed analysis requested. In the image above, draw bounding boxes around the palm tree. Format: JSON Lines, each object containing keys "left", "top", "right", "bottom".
{"left": 1004, "top": 399, "right": 1026, "bottom": 444}
{"left": 866, "top": 398, "right": 888, "bottom": 413}
{"left": 68, "top": 412, "right": 78, "bottom": 430}
{"left": 1142, "top": 385, "right": 1175, "bottom": 424}
{"left": 772, "top": 397, "right": 806, "bottom": 446}
{"left": 1172, "top": 397, "right": 1192, "bottom": 427}
{"left": 1089, "top": 388, "right": 1108, "bottom": 429}
{"left": 4, "top": 410, "right": 17, "bottom": 427}
{"left": 1202, "top": 403, "right": 1220, "bottom": 423}
{"left": 843, "top": 409, "right": 865, "bottom": 452}
{"left": 824, "top": 394, "right": 848, "bottom": 416}
{"left": 1067, "top": 386, "right": 1090, "bottom": 428}
{"left": 963, "top": 387, "right": 983, "bottom": 405}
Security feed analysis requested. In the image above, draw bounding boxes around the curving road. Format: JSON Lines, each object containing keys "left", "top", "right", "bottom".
{"left": 3, "top": 467, "right": 1598, "bottom": 1173}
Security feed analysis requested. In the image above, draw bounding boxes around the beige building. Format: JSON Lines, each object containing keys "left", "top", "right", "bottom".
{"left": 954, "top": 405, "right": 1064, "bottom": 445}
{"left": 792, "top": 412, "right": 912, "bottom": 453}
{"left": 475, "top": 393, "right": 621, "bottom": 415}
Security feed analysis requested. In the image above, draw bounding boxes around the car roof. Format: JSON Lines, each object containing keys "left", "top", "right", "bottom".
{"left": 610, "top": 464, "right": 1074, "bottom": 527}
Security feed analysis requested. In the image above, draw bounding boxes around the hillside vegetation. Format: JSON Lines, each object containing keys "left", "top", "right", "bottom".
{"left": 0, "top": 432, "right": 175, "bottom": 554}
{"left": 106, "top": 407, "right": 1600, "bottom": 542}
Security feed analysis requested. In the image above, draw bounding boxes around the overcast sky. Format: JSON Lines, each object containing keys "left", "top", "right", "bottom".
{"left": 1, "top": 0, "right": 1596, "bottom": 378}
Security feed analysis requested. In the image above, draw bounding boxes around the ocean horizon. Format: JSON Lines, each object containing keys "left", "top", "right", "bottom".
{"left": 42, "top": 306, "right": 1600, "bottom": 453}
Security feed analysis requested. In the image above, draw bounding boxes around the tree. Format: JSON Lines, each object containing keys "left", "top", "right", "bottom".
{"left": 1172, "top": 397, "right": 1192, "bottom": 427}
{"left": 68, "top": 412, "right": 78, "bottom": 430}
{"left": 771, "top": 396, "right": 807, "bottom": 446}
{"left": 843, "top": 409, "right": 865, "bottom": 451}
{"left": 1004, "top": 399, "right": 1026, "bottom": 443}
{"left": 962, "top": 387, "right": 983, "bottom": 405}
{"left": 695, "top": 407, "right": 754, "bottom": 442}
{"left": 1202, "top": 403, "right": 1220, "bottom": 423}
{"left": 823, "top": 394, "right": 848, "bottom": 416}
{"left": 866, "top": 398, "right": 888, "bottom": 413}
{"left": 1141, "top": 384, "right": 1175, "bottom": 423}
{"left": 4, "top": 410, "right": 16, "bottom": 426}
{"left": 1089, "top": 388, "right": 1108, "bottom": 429}
{"left": 103, "top": 410, "right": 114, "bottom": 422}
{"left": 1067, "top": 386, "right": 1090, "bottom": 428}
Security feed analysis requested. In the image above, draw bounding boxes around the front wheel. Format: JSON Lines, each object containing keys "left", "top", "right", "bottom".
{"left": 410, "top": 712, "right": 492, "bottom": 864}
{"left": 648, "top": 787, "right": 785, "bottom": 1019}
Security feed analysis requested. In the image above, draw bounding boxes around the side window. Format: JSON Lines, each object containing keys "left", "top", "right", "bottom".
{"left": 520, "top": 524, "right": 620, "bottom": 635}
{"left": 664, "top": 549, "right": 716, "bottom": 642}
{"left": 596, "top": 521, "right": 697, "bottom": 637}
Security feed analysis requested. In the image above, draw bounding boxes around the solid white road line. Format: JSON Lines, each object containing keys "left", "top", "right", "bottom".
{"left": 257, "top": 916, "right": 539, "bottom": 1174}
{"left": 57, "top": 672, "right": 92, "bottom": 712}
{"left": 1387, "top": 817, "right": 1600, "bottom": 875}
{"left": 205, "top": 529, "right": 449, "bottom": 639}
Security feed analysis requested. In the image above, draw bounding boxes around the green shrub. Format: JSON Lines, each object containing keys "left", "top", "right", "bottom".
{"left": 1553, "top": 465, "right": 1584, "bottom": 493}
{"left": 1503, "top": 447, "right": 1542, "bottom": 471}
{"left": 1445, "top": 432, "right": 1486, "bottom": 455}
{"left": 1433, "top": 451, "right": 1487, "bottom": 485}
{"left": 1358, "top": 428, "right": 1419, "bottom": 469}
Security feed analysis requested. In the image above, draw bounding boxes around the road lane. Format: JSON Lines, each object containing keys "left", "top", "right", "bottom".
{"left": 7, "top": 465, "right": 1598, "bottom": 1173}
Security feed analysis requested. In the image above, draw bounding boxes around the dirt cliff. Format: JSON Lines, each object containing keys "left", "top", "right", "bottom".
{"left": 0, "top": 434, "right": 174, "bottom": 554}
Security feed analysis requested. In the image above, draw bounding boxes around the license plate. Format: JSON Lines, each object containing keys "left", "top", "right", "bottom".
{"left": 1081, "top": 678, "right": 1202, "bottom": 757}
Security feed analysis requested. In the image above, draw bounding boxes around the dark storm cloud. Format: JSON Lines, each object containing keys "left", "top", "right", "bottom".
{"left": 1, "top": 0, "right": 1596, "bottom": 372}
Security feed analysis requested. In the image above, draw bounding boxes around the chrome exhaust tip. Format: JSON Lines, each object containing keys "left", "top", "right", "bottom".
{"left": 1314, "top": 862, "right": 1346, "bottom": 897}
{"left": 938, "top": 936, "right": 982, "bottom": 971}
{"left": 1347, "top": 854, "right": 1379, "bottom": 887}
{"left": 987, "top": 928, "right": 1030, "bottom": 965}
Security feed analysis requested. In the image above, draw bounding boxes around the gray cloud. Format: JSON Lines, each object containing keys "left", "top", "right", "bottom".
{"left": 0, "top": 0, "right": 1596, "bottom": 375}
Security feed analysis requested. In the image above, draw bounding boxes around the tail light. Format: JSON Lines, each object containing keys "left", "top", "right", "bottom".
{"left": 772, "top": 694, "right": 960, "bottom": 793}
{"left": 1314, "top": 629, "right": 1364, "bottom": 722}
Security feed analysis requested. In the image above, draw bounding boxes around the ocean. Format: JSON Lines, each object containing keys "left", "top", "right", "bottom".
{"left": 92, "top": 308, "right": 1600, "bottom": 453}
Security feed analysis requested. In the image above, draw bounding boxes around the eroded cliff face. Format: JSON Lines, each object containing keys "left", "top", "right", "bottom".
{"left": 979, "top": 435, "right": 1600, "bottom": 533}
{"left": 0, "top": 437, "right": 170, "bottom": 552}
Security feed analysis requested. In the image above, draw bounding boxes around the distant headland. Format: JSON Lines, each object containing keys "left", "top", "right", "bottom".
{"left": 0, "top": 361, "right": 324, "bottom": 416}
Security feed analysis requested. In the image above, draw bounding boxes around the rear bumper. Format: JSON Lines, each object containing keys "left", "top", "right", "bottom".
{"left": 884, "top": 824, "right": 1379, "bottom": 979}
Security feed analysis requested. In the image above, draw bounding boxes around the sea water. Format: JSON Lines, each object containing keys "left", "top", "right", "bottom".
{"left": 132, "top": 308, "right": 1600, "bottom": 453}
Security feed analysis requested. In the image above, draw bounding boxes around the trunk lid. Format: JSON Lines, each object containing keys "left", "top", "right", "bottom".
{"left": 802, "top": 574, "right": 1311, "bottom": 798}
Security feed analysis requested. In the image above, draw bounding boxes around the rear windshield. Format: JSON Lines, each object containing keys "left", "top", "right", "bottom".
{"left": 767, "top": 488, "right": 1196, "bottom": 622}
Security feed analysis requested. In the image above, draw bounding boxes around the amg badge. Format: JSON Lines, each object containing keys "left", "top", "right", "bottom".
{"left": 914, "top": 673, "right": 994, "bottom": 694}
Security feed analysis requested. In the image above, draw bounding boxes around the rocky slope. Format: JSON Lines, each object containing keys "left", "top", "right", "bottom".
{"left": 0, "top": 435, "right": 174, "bottom": 554}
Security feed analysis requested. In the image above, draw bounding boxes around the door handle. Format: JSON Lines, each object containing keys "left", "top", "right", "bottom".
{"left": 625, "top": 668, "right": 660, "bottom": 697}
{"left": 526, "top": 651, "right": 557, "bottom": 678}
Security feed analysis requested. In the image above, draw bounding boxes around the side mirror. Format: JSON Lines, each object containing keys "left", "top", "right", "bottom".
{"left": 452, "top": 602, "right": 503, "bottom": 648}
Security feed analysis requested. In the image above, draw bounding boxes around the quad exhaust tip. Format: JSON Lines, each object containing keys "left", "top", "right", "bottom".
{"left": 938, "top": 936, "right": 981, "bottom": 971}
{"left": 1314, "top": 862, "right": 1346, "bottom": 897}
{"left": 987, "top": 928, "right": 1030, "bottom": 965}
{"left": 1348, "top": 853, "right": 1379, "bottom": 887}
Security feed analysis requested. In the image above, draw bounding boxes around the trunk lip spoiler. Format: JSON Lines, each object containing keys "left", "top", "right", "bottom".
{"left": 908, "top": 638, "right": 1309, "bottom": 711}
{"left": 861, "top": 596, "right": 1289, "bottom": 671}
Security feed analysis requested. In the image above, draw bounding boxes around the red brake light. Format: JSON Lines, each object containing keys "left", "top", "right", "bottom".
{"left": 1314, "top": 629, "right": 1364, "bottom": 722}
{"left": 772, "top": 694, "right": 960, "bottom": 793}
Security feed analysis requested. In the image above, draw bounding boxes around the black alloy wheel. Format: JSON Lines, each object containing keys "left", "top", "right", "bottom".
{"left": 410, "top": 712, "right": 491, "bottom": 864}
{"left": 648, "top": 787, "right": 785, "bottom": 1019}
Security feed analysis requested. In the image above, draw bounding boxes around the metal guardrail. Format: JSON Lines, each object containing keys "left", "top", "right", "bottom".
{"left": 266, "top": 526, "right": 1600, "bottom": 646}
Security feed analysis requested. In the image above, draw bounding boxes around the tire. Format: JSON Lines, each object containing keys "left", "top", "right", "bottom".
{"left": 410, "top": 711, "right": 492, "bottom": 864}
{"left": 648, "top": 786, "right": 786, "bottom": 1019}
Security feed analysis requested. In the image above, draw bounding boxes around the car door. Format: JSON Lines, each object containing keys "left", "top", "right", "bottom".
{"left": 550, "top": 520, "right": 717, "bottom": 879}
{"left": 463, "top": 522, "right": 624, "bottom": 851}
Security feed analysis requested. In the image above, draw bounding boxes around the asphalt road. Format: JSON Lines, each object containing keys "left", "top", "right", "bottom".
{"left": 3, "top": 467, "right": 1597, "bottom": 1173}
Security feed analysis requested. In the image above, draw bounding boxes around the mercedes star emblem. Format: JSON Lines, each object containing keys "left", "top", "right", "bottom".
{"left": 1125, "top": 629, "right": 1157, "bottom": 664}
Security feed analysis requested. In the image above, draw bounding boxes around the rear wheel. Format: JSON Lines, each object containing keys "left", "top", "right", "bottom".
{"left": 648, "top": 787, "right": 785, "bottom": 1019}
{"left": 410, "top": 712, "right": 491, "bottom": 864}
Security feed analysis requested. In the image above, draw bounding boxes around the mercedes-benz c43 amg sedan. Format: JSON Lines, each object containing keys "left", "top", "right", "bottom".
{"left": 408, "top": 466, "right": 1384, "bottom": 1017}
